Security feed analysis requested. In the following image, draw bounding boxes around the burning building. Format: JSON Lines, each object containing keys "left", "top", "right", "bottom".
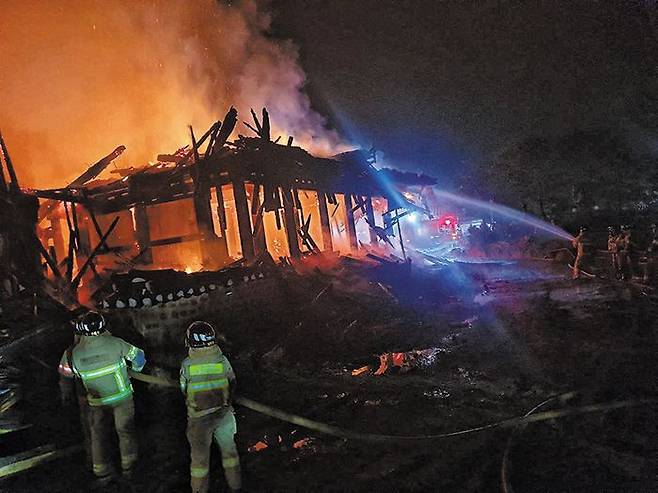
{"left": 25, "top": 107, "right": 434, "bottom": 305}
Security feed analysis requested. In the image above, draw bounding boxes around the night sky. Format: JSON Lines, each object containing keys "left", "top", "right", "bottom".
{"left": 270, "top": 1, "right": 657, "bottom": 182}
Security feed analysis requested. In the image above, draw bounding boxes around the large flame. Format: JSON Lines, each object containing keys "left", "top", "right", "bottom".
{"left": 0, "top": 0, "right": 347, "bottom": 188}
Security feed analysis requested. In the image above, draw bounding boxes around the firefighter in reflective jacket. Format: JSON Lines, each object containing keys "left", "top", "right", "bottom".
{"left": 180, "top": 321, "right": 242, "bottom": 493}
{"left": 59, "top": 311, "right": 146, "bottom": 481}
{"left": 572, "top": 226, "right": 592, "bottom": 279}
{"left": 58, "top": 332, "right": 92, "bottom": 467}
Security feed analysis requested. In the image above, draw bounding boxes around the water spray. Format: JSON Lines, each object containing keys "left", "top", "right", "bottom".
{"left": 432, "top": 190, "right": 575, "bottom": 241}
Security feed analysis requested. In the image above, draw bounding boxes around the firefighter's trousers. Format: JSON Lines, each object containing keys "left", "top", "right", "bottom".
{"left": 88, "top": 396, "right": 138, "bottom": 477}
{"left": 187, "top": 407, "right": 242, "bottom": 493}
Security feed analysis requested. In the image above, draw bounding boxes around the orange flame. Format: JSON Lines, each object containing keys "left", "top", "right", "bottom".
{"left": 0, "top": 0, "right": 348, "bottom": 189}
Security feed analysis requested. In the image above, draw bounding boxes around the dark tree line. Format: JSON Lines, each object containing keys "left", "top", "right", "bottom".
{"left": 464, "top": 128, "right": 658, "bottom": 226}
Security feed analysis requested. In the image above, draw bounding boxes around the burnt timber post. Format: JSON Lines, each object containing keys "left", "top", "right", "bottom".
{"left": 192, "top": 183, "right": 220, "bottom": 265}
{"left": 250, "top": 184, "right": 267, "bottom": 256}
{"left": 345, "top": 194, "right": 359, "bottom": 252}
{"left": 365, "top": 196, "right": 378, "bottom": 245}
{"left": 316, "top": 190, "right": 333, "bottom": 252}
{"left": 282, "top": 187, "right": 301, "bottom": 258}
{"left": 133, "top": 204, "right": 153, "bottom": 264}
{"left": 211, "top": 182, "right": 229, "bottom": 261}
{"left": 50, "top": 213, "right": 66, "bottom": 263}
{"left": 231, "top": 176, "right": 255, "bottom": 260}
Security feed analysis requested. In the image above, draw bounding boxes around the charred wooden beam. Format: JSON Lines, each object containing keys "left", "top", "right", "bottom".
{"left": 250, "top": 183, "right": 267, "bottom": 255}
{"left": 0, "top": 130, "right": 20, "bottom": 192}
{"left": 316, "top": 191, "right": 333, "bottom": 252}
{"left": 298, "top": 213, "right": 320, "bottom": 253}
{"left": 252, "top": 202, "right": 267, "bottom": 255}
{"left": 261, "top": 108, "right": 271, "bottom": 141}
{"left": 282, "top": 187, "right": 301, "bottom": 258}
{"left": 37, "top": 146, "right": 125, "bottom": 223}
{"left": 211, "top": 107, "right": 238, "bottom": 155}
{"left": 215, "top": 184, "right": 227, "bottom": 233}
{"left": 71, "top": 146, "right": 126, "bottom": 187}
{"left": 365, "top": 196, "right": 379, "bottom": 245}
{"left": 36, "top": 236, "right": 61, "bottom": 279}
{"left": 231, "top": 177, "right": 255, "bottom": 260}
{"left": 149, "top": 233, "right": 204, "bottom": 248}
{"left": 0, "top": 152, "right": 7, "bottom": 193}
{"left": 345, "top": 194, "right": 359, "bottom": 252}
{"left": 71, "top": 216, "right": 120, "bottom": 290}
{"left": 133, "top": 205, "right": 153, "bottom": 263}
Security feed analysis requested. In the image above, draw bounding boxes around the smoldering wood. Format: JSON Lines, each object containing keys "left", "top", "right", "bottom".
{"left": 243, "top": 121, "right": 260, "bottom": 137}
{"left": 71, "top": 146, "right": 126, "bottom": 187}
{"left": 36, "top": 236, "right": 61, "bottom": 279}
{"left": 365, "top": 196, "right": 378, "bottom": 244}
{"left": 345, "top": 194, "right": 359, "bottom": 251}
{"left": 133, "top": 204, "right": 153, "bottom": 263}
{"left": 37, "top": 146, "right": 126, "bottom": 222}
{"left": 0, "top": 130, "right": 20, "bottom": 191}
{"left": 252, "top": 202, "right": 267, "bottom": 255}
{"left": 71, "top": 216, "right": 120, "bottom": 290}
{"left": 261, "top": 108, "right": 271, "bottom": 141}
{"left": 214, "top": 184, "right": 227, "bottom": 232}
{"left": 250, "top": 109, "right": 263, "bottom": 135}
{"left": 282, "top": 187, "right": 301, "bottom": 258}
{"left": 298, "top": 213, "right": 320, "bottom": 253}
{"left": 206, "top": 123, "right": 221, "bottom": 158}
{"left": 211, "top": 107, "right": 238, "bottom": 155}
{"left": 231, "top": 176, "right": 256, "bottom": 260}
{"left": 0, "top": 154, "right": 7, "bottom": 193}
{"left": 314, "top": 191, "right": 332, "bottom": 252}
{"left": 149, "top": 233, "right": 204, "bottom": 247}
{"left": 189, "top": 126, "right": 201, "bottom": 164}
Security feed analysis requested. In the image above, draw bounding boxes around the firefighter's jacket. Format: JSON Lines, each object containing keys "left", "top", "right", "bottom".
{"left": 59, "top": 332, "right": 146, "bottom": 407}
{"left": 180, "top": 345, "right": 235, "bottom": 418}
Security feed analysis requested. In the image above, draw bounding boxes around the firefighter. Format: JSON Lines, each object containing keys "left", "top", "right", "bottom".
{"left": 619, "top": 224, "right": 636, "bottom": 280}
{"left": 572, "top": 226, "right": 592, "bottom": 279}
{"left": 643, "top": 223, "right": 658, "bottom": 284}
{"left": 58, "top": 330, "right": 92, "bottom": 468}
{"left": 607, "top": 226, "right": 621, "bottom": 279}
{"left": 180, "top": 321, "right": 242, "bottom": 493}
{"left": 60, "top": 311, "right": 146, "bottom": 482}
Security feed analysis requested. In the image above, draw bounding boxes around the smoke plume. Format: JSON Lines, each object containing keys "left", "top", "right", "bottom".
{"left": 0, "top": 0, "right": 346, "bottom": 188}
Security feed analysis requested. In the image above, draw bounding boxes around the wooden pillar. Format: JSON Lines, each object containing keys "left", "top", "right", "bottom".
{"left": 211, "top": 184, "right": 229, "bottom": 260}
{"left": 282, "top": 187, "right": 301, "bottom": 258}
{"left": 365, "top": 196, "right": 378, "bottom": 245}
{"left": 250, "top": 184, "right": 267, "bottom": 256}
{"left": 316, "top": 190, "right": 333, "bottom": 252}
{"left": 193, "top": 181, "right": 219, "bottom": 265}
{"left": 231, "top": 177, "right": 255, "bottom": 260}
{"left": 193, "top": 188, "right": 215, "bottom": 238}
{"left": 345, "top": 194, "right": 359, "bottom": 252}
{"left": 134, "top": 204, "right": 153, "bottom": 264}
{"left": 50, "top": 215, "right": 66, "bottom": 264}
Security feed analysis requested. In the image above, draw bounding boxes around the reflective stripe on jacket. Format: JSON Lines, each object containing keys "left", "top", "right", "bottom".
{"left": 71, "top": 332, "right": 146, "bottom": 407}
{"left": 180, "top": 345, "right": 235, "bottom": 418}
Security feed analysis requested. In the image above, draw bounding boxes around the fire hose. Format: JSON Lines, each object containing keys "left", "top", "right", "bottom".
{"left": 2, "top": 368, "right": 655, "bottom": 482}
{"left": 128, "top": 371, "right": 656, "bottom": 443}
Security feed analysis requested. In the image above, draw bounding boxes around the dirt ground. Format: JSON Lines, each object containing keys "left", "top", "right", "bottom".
{"left": 2, "top": 257, "right": 657, "bottom": 492}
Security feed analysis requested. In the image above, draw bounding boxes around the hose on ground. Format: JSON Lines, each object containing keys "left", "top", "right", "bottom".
{"left": 500, "top": 392, "right": 574, "bottom": 493}
{"left": 129, "top": 371, "right": 656, "bottom": 443}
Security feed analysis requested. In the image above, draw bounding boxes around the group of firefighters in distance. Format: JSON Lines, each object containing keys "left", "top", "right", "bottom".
{"left": 58, "top": 311, "right": 241, "bottom": 493}
{"left": 571, "top": 223, "right": 658, "bottom": 281}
